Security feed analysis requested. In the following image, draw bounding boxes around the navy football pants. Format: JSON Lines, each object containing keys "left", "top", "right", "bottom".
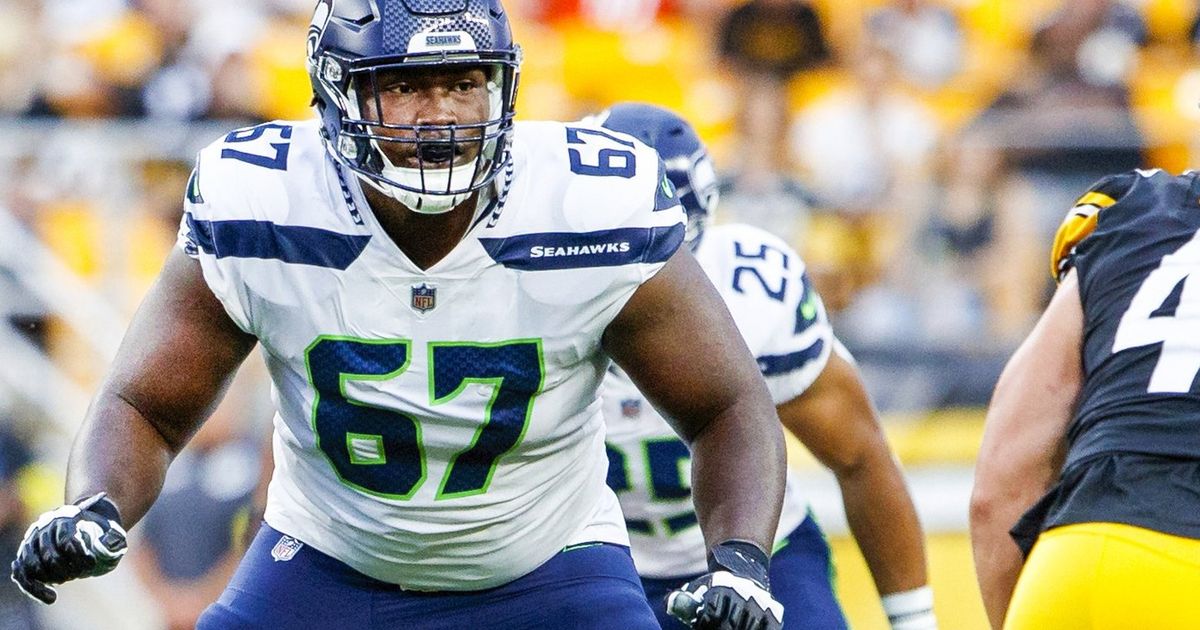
{"left": 197, "top": 524, "right": 660, "bottom": 629}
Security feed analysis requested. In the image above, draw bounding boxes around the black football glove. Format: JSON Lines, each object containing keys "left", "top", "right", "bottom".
{"left": 667, "top": 540, "right": 784, "bottom": 630}
{"left": 9, "top": 492, "right": 128, "bottom": 604}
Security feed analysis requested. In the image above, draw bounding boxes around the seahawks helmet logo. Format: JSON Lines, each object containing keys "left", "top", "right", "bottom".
{"left": 307, "top": 0, "right": 333, "bottom": 65}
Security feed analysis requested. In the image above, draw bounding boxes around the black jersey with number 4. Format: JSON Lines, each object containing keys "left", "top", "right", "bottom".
{"left": 1054, "top": 168, "right": 1200, "bottom": 466}
{"left": 1011, "top": 169, "right": 1200, "bottom": 553}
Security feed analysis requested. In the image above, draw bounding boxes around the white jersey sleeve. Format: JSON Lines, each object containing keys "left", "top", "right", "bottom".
{"left": 174, "top": 119, "right": 687, "bottom": 591}
{"left": 694, "top": 224, "right": 834, "bottom": 402}
{"left": 601, "top": 223, "right": 832, "bottom": 578}
{"left": 176, "top": 120, "right": 373, "bottom": 336}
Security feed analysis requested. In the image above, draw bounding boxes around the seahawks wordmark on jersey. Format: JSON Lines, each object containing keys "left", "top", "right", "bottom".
{"left": 602, "top": 224, "right": 834, "bottom": 578}
{"left": 179, "top": 119, "right": 684, "bottom": 590}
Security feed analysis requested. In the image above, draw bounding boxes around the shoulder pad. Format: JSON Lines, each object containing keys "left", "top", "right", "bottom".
{"left": 482, "top": 122, "right": 685, "bottom": 270}
{"left": 188, "top": 120, "right": 327, "bottom": 223}
{"left": 180, "top": 121, "right": 371, "bottom": 270}
{"left": 510, "top": 121, "right": 673, "bottom": 209}
{"left": 1050, "top": 171, "right": 1142, "bottom": 281}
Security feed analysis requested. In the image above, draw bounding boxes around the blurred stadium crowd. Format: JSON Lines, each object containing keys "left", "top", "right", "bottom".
{"left": 2, "top": 0, "right": 1200, "bottom": 628}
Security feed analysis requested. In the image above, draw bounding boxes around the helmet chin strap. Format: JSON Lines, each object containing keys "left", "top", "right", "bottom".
{"left": 372, "top": 162, "right": 476, "bottom": 214}
{"left": 393, "top": 188, "right": 467, "bottom": 214}
{"left": 354, "top": 152, "right": 504, "bottom": 230}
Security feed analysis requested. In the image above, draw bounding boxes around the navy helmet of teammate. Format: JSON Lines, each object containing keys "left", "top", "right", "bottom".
{"left": 972, "top": 168, "right": 1200, "bottom": 628}
{"left": 9, "top": 3, "right": 790, "bottom": 630}
{"left": 594, "top": 103, "right": 937, "bottom": 630}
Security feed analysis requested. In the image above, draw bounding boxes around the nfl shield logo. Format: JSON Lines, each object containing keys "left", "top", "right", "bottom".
{"left": 620, "top": 399, "right": 642, "bottom": 418}
{"left": 271, "top": 535, "right": 304, "bottom": 562}
{"left": 411, "top": 283, "right": 437, "bottom": 313}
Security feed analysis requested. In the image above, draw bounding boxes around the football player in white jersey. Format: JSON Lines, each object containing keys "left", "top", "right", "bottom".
{"left": 9, "top": 3, "right": 789, "bottom": 629}
{"left": 592, "top": 103, "right": 937, "bottom": 630}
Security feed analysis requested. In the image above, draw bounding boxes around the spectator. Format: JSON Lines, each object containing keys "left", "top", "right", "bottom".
{"left": 0, "top": 422, "right": 39, "bottom": 630}
{"left": 716, "top": 0, "right": 831, "bottom": 176}
{"left": 921, "top": 137, "right": 1004, "bottom": 341}
{"left": 42, "top": 6, "right": 165, "bottom": 117}
{"left": 970, "top": 5, "right": 1145, "bottom": 333}
{"left": 717, "top": 0, "right": 829, "bottom": 79}
{"left": 866, "top": 0, "right": 964, "bottom": 89}
{"left": 977, "top": 3, "right": 1144, "bottom": 177}
{"left": 789, "top": 42, "right": 939, "bottom": 215}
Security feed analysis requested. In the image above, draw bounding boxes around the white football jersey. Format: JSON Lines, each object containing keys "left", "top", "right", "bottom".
{"left": 178, "top": 119, "right": 685, "bottom": 590}
{"left": 601, "top": 223, "right": 834, "bottom": 578}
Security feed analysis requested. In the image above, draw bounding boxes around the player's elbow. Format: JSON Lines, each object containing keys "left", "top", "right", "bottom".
{"left": 968, "top": 475, "right": 1010, "bottom": 534}
{"left": 824, "top": 441, "right": 873, "bottom": 480}
{"left": 821, "top": 413, "right": 890, "bottom": 480}
{"left": 968, "top": 488, "right": 992, "bottom": 530}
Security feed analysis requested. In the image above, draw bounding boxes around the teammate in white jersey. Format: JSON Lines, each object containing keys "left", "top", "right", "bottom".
{"left": 593, "top": 103, "right": 936, "bottom": 630}
{"left": 9, "top": 4, "right": 789, "bottom": 629}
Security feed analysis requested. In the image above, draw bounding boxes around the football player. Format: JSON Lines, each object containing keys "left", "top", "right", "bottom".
{"left": 972, "top": 168, "right": 1200, "bottom": 628}
{"left": 593, "top": 103, "right": 936, "bottom": 630}
{"left": 8, "top": 2, "right": 788, "bottom": 629}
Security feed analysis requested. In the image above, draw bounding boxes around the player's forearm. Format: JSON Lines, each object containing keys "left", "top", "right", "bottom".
{"left": 969, "top": 459, "right": 1044, "bottom": 629}
{"left": 838, "top": 452, "right": 928, "bottom": 595}
{"left": 970, "top": 328, "right": 1078, "bottom": 627}
{"left": 969, "top": 493, "right": 1026, "bottom": 630}
{"left": 969, "top": 460, "right": 1059, "bottom": 629}
{"left": 64, "top": 389, "right": 176, "bottom": 528}
{"left": 689, "top": 402, "right": 787, "bottom": 553}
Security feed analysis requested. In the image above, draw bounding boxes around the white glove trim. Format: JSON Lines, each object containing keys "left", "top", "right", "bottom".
{"left": 710, "top": 571, "right": 785, "bottom": 623}
{"left": 882, "top": 585, "right": 937, "bottom": 630}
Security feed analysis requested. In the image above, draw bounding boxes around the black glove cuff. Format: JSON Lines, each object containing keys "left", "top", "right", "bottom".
{"left": 707, "top": 539, "right": 771, "bottom": 589}
{"left": 73, "top": 493, "right": 123, "bottom": 527}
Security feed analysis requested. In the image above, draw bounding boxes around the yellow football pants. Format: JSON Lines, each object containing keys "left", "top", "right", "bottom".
{"left": 1005, "top": 522, "right": 1200, "bottom": 630}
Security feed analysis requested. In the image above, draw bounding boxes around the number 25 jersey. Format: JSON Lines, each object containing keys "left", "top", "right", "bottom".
{"left": 602, "top": 224, "right": 834, "bottom": 578}
{"left": 178, "top": 119, "right": 685, "bottom": 590}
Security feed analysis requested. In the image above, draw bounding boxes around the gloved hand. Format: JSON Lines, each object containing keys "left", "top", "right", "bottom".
{"left": 9, "top": 492, "right": 128, "bottom": 604}
{"left": 667, "top": 540, "right": 784, "bottom": 630}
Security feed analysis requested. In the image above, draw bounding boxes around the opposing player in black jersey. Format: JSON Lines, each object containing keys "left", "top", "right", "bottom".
{"left": 971, "top": 168, "right": 1200, "bottom": 629}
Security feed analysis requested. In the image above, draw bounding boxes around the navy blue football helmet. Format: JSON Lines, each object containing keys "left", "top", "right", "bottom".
{"left": 595, "top": 103, "right": 719, "bottom": 246}
{"left": 307, "top": 0, "right": 522, "bottom": 213}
